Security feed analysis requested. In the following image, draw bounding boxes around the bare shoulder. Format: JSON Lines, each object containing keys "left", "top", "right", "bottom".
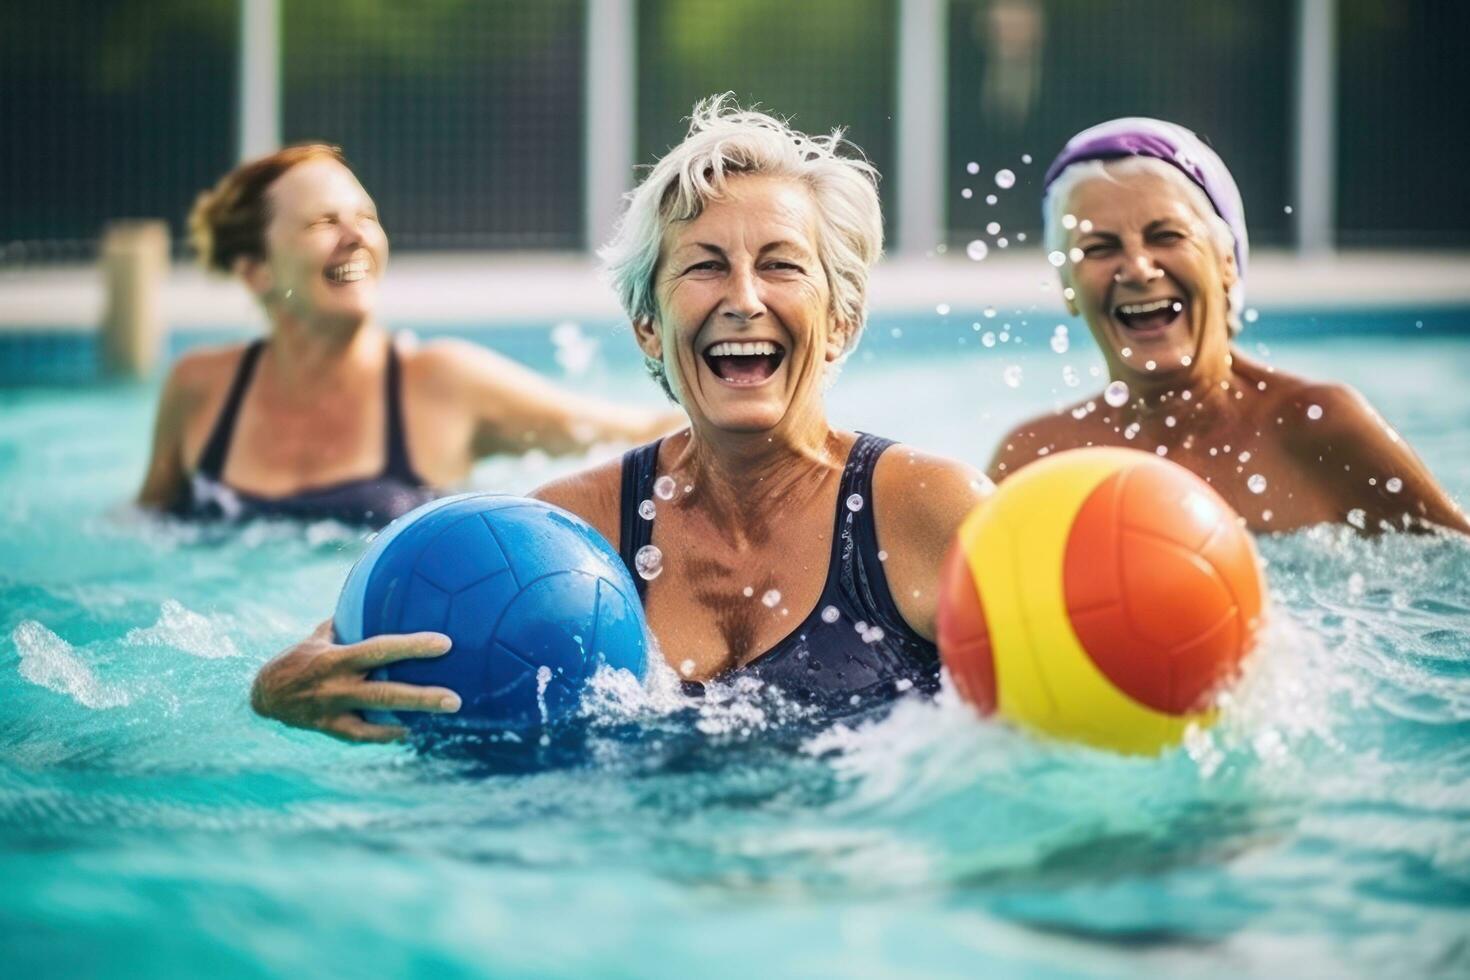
{"left": 529, "top": 457, "right": 624, "bottom": 549}
{"left": 167, "top": 341, "right": 249, "bottom": 394}
{"left": 401, "top": 337, "right": 508, "bottom": 386}
{"left": 873, "top": 444, "right": 988, "bottom": 569}
{"left": 987, "top": 405, "right": 1083, "bottom": 482}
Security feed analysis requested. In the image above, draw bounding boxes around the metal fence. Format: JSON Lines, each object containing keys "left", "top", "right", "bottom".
{"left": 1, "top": 0, "right": 1465, "bottom": 263}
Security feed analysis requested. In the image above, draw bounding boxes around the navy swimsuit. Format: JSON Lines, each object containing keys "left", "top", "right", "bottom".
{"left": 618, "top": 433, "right": 940, "bottom": 708}
{"left": 174, "top": 339, "right": 437, "bottom": 528}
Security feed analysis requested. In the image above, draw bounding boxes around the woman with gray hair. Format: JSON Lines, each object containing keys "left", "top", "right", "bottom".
{"left": 989, "top": 117, "right": 1467, "bottom": 535}
{"left": 250, "top": 97, "right": 987, "bottom": 741}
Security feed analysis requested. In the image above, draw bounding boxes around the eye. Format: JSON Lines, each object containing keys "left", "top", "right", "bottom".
{"left": 359, "top": 212, "right": 380, "bottom": 224}
{"left": 683, "top": 260, "right": 723, "bottom": 274}
{"left": 309, "top": 216, "right": 334, "bottom": 228}
{"left": 1081, "top": 242, "right": 1116, "bottom": 257}
{"left": 764, "top": 260, "right": 804, "bottom": 273}
{"left": 1150, "top": 229, "right": 1184, "bottom": 244}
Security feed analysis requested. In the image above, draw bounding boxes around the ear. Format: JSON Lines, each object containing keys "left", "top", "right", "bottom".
{"left": 233, "top": 254, "right": 274, "bottom": 300}
{"left": 1219, "top": 248, "right": 1239, "bottom": 292}
{"left": 632, "top": 314, "right": 663, "bottom": 362}
{"left": 825, "top": 317, "right": 855, "bottom": 362}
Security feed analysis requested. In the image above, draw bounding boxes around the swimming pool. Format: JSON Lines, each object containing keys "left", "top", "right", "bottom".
{"left": 3, "top": 311, "right": 1468, "bottom": 977}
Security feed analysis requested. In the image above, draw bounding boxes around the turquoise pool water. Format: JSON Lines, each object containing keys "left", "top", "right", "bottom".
{"left": 2, "top": 313, "right": 1468, "bottom": 977}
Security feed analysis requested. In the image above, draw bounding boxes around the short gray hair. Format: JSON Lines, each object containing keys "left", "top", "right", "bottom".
{"left": 1043, "top": 156, "right": 1245, "bottom": 335}
{"left": 599, "top": 95, "right": 884, "bottom": 397}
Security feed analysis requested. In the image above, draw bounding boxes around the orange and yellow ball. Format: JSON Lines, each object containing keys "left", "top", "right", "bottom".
{"left": 938, "top": 447, "right": 1265, "bottom": 754}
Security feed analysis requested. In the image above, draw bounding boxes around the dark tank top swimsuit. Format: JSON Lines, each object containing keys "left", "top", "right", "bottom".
{"left": 174, "top": 339, "right": 437, "bottom": 528}
{"left": 618, "top": 433, "right": 940, "bottom": 708}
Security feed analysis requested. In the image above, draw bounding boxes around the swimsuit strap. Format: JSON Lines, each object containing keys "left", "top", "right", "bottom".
{"left": 195, "top": 339, "right": 267, "bottom": 480}
{"left": 834, "top": 432, "right": 912, "bottom": 638}
{"left": 382, "top": 341, "right": 423, "bottom": 485}
{"left": 618, "top": 438, "right": 664, "bottom": 600}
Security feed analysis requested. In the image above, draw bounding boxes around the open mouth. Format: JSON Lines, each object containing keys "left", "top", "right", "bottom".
{"left": 325, "top": 256, "right": 371, "bottom": 285}
{"left": 1113, "top": 297, "right": 1185, "bottom": 333}
{"left": 702, "top": 340, "right": 786, "bottom": 386}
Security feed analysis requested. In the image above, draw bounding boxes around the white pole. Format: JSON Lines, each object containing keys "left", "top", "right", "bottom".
{"left": 238, "top": 0, "right": 281, "bottom": 160}
{"left": 585, "top": 0, "right": 637, "bottom": 252}
{"left": 1294, "top": 0, "right": 1336, "bottom": 255}
{"left": 895, "top": 0, "right": 947, "bottom": 256}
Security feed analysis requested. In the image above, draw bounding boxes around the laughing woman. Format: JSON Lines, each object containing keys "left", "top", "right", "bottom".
{"left": 250, "top": 99, "right": 987, "bottom": 742}
{"left": 138, "top": 144, "right": 678, "bottom": 528}
{"left": 989, "top": 118, "right": 1468, "bottom": 535}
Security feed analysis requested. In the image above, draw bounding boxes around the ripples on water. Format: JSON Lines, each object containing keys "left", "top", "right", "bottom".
{"left": 3, "top": 345, "right": 1469, "bottom": 977}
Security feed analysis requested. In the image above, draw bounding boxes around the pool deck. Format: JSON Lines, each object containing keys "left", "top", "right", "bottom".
{"left": 1, "top": 250, "right": 1468, "bottom": 334}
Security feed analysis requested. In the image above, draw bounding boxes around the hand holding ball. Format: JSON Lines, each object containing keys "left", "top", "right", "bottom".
{"left": 938, "top": 448, "right": 1265, "bottom": 754}
{"left": 334, "top": 494, "right": 648, "bottom": 735}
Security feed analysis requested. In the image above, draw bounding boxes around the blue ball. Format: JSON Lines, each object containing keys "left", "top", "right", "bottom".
{"left": 334, "top": 493, "right": 649, "bottom": 733}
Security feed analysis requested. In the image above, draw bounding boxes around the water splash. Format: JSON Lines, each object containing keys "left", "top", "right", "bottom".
{"left": 12, "top": 620, "right": 130, "bottom": 709}
{"left": 123, "top": 599, "right": 240, "bottom": 659}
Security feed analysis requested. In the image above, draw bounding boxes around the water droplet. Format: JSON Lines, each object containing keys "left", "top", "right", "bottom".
{"left": 1155, "top": 445, "right": 1169, "bottom": 456}
{"left": 1165, "top": 415, "right": 1176, "bottom": 427}
{"left": 965, "top": 239, "right": 988, "bottom": 261}
{"left": 996, "top": 237, "right": 1008, "bottom": 248}
{"left": 1283, "top": 205, "right": 1293, "bottom": 214}
{"left": 761, "top": 589, "right": 781, "bottom": 608}
{"left": 1347, "top": 508, "right": 1367, "bottom": 529}
{"left": 985, "top": 193, "right": 998, "bottom": 205}
{"left": 877, "top": 549, "right": 888, "bottom": 561}
{"left": 638, "top": 499, "right": 656, "bottom": 520}
{"left": 966, "top": 161, "right": 979, "bottom": 175}
{"left": 994, "top": 169, "right": 1016, "bottom": 189}
{"left": 1262, "top": 509, "right": 1273, "bottom": 522}
{"left": 1145, "top": 360, "right": 1157, "bottom": 371}
{"left": 1078, "top": 219, "right": 1093, "bottom": 233}
{"left": 862, "top": 626, "right": 885, "bottom": 644}
{"left": 1061, "top": 365, "right": 1079, "bottom": 387}
{"left": 1062, "top": 286, "right": 1075, "bottom": 301}
{"left": 1306, "top": 404, "right": 1323, "bottom": 420}
{"left": 1238, "top": 450, "right": 1251, "bottom": 463}
{"left": 742, "top": 585, "right": 754, "bottom": 597}
{"left": 1123, "top": 422, "right": 1140, "bottom": 440}
{"left": 653, "top": 475, "right": 676, "bottom": 500}
{"left": 1016, "top": 232, "right": 1027, "bottom": 242}
{"left": 936, "top": 303, "right": 951, "bottom": 316}
{"left": 1061, "top": 213, "right": 1077, "bottom": 230}
{"left": 1050, "top": 331, "right": 1069, "bottom": 354}
{"left": 679, "top": 659, "right": 695, "bottom": 677}
{"left": 1386, "top": 477, "right": 1402, "bottom": 493}
{"left": 1104, "top": 380, "right": 1130, "bottom": 406}
{"left": 634, "top": 545, "right": 663, "bottom": 580}
{"left": 1181, "top": 354, "right": 1193, "bottom": 367}
{"left": 1048, "top": 251, "right": 1067, "bottom": 268}
{"left": 1003, "top": 365, "right": 1023, "bottom": 388}
{"left": 960, "top": 188, "right": 973, "bottom": 199}
{"left": 1244, "top": 308, "right": 1260, "bottom": 323}
{"left": 1247, "top": 474, "right": 1268, "bottom": 494}
{"left": 986, "top": 221, "right": 1001, "bottom": 235}
{"left": 821, "top": 605, "right": 840, "bottom": 624}
{"left": 1021, "top": 153, "right": 1033, "bottom": 164}
{"left": 981, "top": 331, "right": 996, "bottom": 347}
{"left": 846, "top": 493, "right": 865, "bottom": 512}
{"left": 983, "top": 306, "right": 997, "bottom": 318}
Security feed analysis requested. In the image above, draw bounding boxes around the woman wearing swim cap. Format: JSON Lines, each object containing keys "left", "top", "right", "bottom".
{"left": 250, "top": 99, "right": 989, "bottom": 742}
{"left": 989, "top": 118, "right": 1467, "bottom": 534}
{"left": 138, "top": 144, "right": 680, "bottom": 528}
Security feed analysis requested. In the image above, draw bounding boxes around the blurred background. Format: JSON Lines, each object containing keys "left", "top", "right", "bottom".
{"left": 1, "top": 0, "right": 1467, "bottom": 381}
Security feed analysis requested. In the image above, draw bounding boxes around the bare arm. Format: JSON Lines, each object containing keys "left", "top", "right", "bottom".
{"left": 1293, "top": 383, "right": 1469, "bottom": 534}
{"left": 873, "top": 448, "right": 992, "bottom": 640}
{"left": 136, "top": 363, "right": 192, "bottom": 509}
{"left": 426, "top": 340, "right": 682, "bottom": 458}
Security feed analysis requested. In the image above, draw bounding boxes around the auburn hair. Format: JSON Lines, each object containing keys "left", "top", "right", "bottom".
{"left": 188, "top": 144, "right": 348, "bottom": 273}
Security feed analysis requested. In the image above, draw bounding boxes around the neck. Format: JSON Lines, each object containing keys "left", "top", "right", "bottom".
{"left": 263, "top": 310, "right": 384, "bottom": 390}
{"left": 669, "top": 401, "right": 843, "bottom": 542}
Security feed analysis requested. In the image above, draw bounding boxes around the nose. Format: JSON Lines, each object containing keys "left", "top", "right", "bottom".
{"left": 719, "top": 265, "right": 766, "bottom": 324}
{"left": 1112, "top": 245, "right": 1164, "bottom": 287}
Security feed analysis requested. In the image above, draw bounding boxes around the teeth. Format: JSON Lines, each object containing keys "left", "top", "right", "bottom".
{"left": 1117, "top": 299, "right": 1180, "bottom": 316}
{"left": 707, "top": 341, "right": 780, "bottom": 357}
{"left": 327, "top": 260, "right": 369, "bottom": 283}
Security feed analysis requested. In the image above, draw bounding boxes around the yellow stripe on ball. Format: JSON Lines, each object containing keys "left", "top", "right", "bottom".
{"left": 958, "top": 449, "right": 1209, "bottom": 754}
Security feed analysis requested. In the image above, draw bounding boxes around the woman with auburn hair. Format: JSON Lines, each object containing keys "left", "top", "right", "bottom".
{"left": 138, "top": 144, "right": 678, "bottom": 527}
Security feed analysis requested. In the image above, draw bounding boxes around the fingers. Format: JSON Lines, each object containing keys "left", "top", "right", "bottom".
{"left": 331, "top": 631, "right": 453, "bottom": 671}
{"left": 346, "top": 681, "right": 462, "bottom": 715}
{"left": 325, "top": 713, "right": 407, "bottom": 744}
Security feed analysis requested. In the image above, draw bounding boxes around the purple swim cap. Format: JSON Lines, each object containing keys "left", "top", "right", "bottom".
{"left": 1042, "top": 117, "right": 1248, "bottom": 279}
